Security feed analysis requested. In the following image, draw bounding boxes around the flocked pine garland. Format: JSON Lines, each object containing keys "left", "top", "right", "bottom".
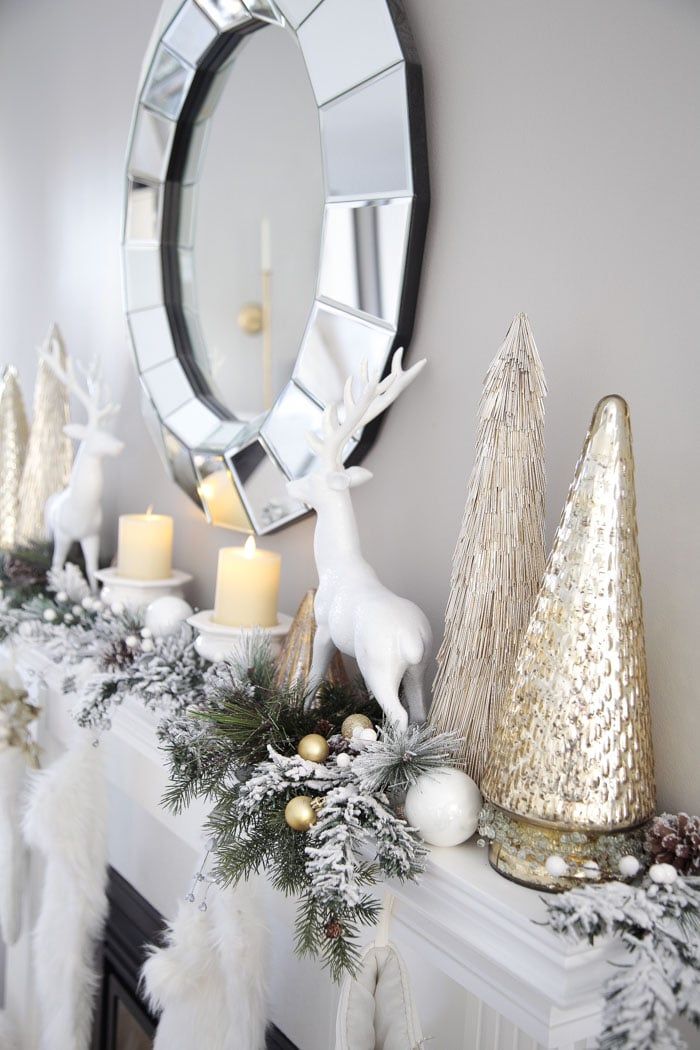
{"left": 160, "top": 642, "right": 457, "bottom": 980}
{"left": 0, "top": 556, "right": 207, "bottom": 731}
{"left": 544, "top": 868, "right": 700, "bottom": 1050}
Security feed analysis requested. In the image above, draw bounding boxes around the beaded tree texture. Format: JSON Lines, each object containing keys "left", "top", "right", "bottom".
{"left": 16, "top": 325, "right": 73, "bottom": 549}
{"left": 0, "top": 367, "right": 29, "bottom": 552}
{"left": 481, "top": 395, "right": 656, "bottom": 890}
{"left": 430, "top": 313, "right": 547, "bottom": 785}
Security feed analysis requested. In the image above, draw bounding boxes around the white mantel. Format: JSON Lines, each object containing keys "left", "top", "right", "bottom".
{"left": 2, "top": 639, "right": 609, "bottom": 1050}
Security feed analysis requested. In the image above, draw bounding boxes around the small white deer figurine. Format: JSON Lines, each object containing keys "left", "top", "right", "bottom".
{"left": 41, "top": 328, "right": 123, "bottom": 592}
{"left": 287, "top": 349, "right": 432, "bottom": 729}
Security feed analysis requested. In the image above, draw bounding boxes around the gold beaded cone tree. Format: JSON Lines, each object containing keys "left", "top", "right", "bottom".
{"left": 0, "top": 367, "right": 30, "bottom": 551}
{"left": 481, "top": 395, "right": 656, "bottom": 891}
{"left": 16, "top": 324, "right": 73, "bottom": 549}
{"left": 430, "top": 313, "right": 547, "bottom": 785}
{"left": 274, "top": 589, "right": 348, "bottom": 691}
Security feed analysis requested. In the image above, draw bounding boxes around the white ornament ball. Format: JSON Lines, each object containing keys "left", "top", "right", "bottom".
{"left": 140, "top": 638, "right": 155, "bottom": 653}
{"left": 43, "top": 608, "right": 57, "bottom": 622}
{"left": 56, "top": 591, "right": 68, "bottom": 603}
{"left": 545, "top": 855, "right": 569, "bottom": 878}
{"left": 111, "top": 601, "right": 125, "bottom": 616}
{"left": 141, "top": 627, "right": 152, "bottom": 639}
{"left": 125, "top": 634, "right": 139, "bottom": 649}
{"left": 336, "top": 753, "right": 352, "bottom": 770}
{"left": 359, "top": 727, "right": 377, "bottom": 742}
{"left": 405, "top": 768, "right": 482, "bottom": 848}
{"left": 72, "top": 604, "right": 83, "bottom": 616}
{"left": 618, "top": 855, "right": 641, "bottom": 878}
{"left": 145, "top": 596, "right": 193, "bottom": 638}
{"left": 81, "top": 596, "right": 93, "bottom": 610}
{"left": 649, "top": 862, "right": 678, "bottom": 885}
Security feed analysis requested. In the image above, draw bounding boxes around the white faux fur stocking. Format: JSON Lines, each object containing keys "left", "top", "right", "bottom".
{"left": 0, "top": 747, "right": 29, "bottom": 946}
{"left": 142, "top": 880, "right": 269, "bottom": 1050}
{"left": 23, "top": 735, "right": 108, "bottom": 1050}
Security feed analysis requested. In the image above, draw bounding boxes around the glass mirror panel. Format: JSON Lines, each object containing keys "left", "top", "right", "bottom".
{"left": 128, "top": 108, "right": 176, "bottom": 182}
{"left": 193, "top": 0, "right": 252, "bottom": 31}
{"left": 293, "top": 302, "right": 394, "bottom": 407}
{"left": 260, "top": 382, "right": 323, "bottom": 478}
{"left": 142, "top": 46, "right": 194, "bottom": 120}
{"left": 125, "top": 180, "right": 162, "bottom": 244}
{"left": 274, "top": 0, "right": 322, "bottom": 29}
{"left": 129, "top": 308, "right": 176, "bottom": 371}
{"left": 184, "top": 25, "right": 323, "bottom": 421}
{"left": 194, "top": 452, "right": 253, "bottom": 530}
{"left": 142, "top": 359, "right": 193, "bottom": 417}
{"left": 228, "top": 440, "right": 308, "bottom": 532}
{"left": 164, "top": 399, "right": 222, "bottom": 446}
{"left": 161, "top": 426, "right": 203, "bottom": 507}
{"left": 124, "top": 248, "right": 163, "bottom": 312}
{"left": 163, "top": 1, "right": 219, "bottom": 65}
{"left": 321, "top": 66, "right": 412, "bottom": 199}
{"left": 318, "top": 198, "right": 412, "bottom": 324}
{"left": 298, "top": 0, "right": 402, "bottom": 105}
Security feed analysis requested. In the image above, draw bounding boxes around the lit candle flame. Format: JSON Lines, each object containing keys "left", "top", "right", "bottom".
{"left": 244, "top": 535, "right": 257, "bottom": 559}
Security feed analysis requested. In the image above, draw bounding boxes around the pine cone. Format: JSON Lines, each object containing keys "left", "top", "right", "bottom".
{"left": 314, "top": 718, "right": 334, "bottom": 738}
{"left": 647, "top": 812, "right": 700, "bottom": 875}
{"left": 324, "top": 920, "right": 343, "bottom": 940}
{"left": 100, "top": 639, "right": 135, "bottom": 672}
{"left": 2, "top": 554, "right": 47, "bottom": 588}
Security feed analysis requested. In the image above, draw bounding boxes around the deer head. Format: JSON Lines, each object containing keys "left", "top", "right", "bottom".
{"left": 287, "top": 348, "right": 426, "bottom": 509}
{"left": 40, "top": 326, "right": 124, "bottom": 458}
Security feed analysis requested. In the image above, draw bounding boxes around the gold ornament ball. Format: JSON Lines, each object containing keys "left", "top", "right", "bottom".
{"left": 341, "top": 713, "right": 373, "bottom": 741}
{"left": 284, "top": 795, "right": 318, "bottom": 832}
{"left": 297, "top": 733, "right": 330, "bottom": 763}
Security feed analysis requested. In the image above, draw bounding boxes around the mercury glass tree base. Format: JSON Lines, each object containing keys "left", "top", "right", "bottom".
{"left": 481, "top": 805, "right": 649, "bottom": 892}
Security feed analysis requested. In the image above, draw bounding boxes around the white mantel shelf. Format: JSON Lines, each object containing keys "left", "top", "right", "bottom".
{"left": 7, "top": 640, "right": 612, "bottom": 1050}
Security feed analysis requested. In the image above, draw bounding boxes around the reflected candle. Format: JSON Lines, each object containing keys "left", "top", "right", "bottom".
{"left": 117, "top": 509, "right": 173, "bottom": 580}
{"left": 213, "top": 536, "right": 281, "bottom": 627}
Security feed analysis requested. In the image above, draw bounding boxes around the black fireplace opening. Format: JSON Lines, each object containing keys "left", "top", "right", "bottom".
{"left": 92, "top": 867, "right": 297, "bottom": 1050}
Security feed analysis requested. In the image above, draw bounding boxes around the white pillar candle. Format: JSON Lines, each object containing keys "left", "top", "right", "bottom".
{"left": 117, "top": 510, "right": 174, "bottom": 580}
{"left": 213, "top": 536, "right": 281, "bottom": 628}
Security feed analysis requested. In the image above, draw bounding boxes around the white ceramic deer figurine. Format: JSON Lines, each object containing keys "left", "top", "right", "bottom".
{"left": 287, "top": 349, "right": 432, "bottom": 729}
{"left": 41, "top": 329, "right": 123, "bottom": 592}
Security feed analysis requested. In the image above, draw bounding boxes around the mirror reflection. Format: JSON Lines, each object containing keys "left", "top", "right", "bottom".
{"left": 185, "top": 25, "right": 323, "bottom": 421}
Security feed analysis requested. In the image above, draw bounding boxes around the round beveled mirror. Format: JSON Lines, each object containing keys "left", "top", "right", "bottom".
{"left": 123, "top": 0, "right": 429, "bottom": 534}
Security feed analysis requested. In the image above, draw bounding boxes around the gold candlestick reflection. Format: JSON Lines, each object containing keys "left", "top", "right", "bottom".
{"left": 262, "top": 266, "right": 272, "bottom": 411}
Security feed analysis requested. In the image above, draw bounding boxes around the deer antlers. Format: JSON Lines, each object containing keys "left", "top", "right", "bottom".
{"left": 308, "top": 348, "right": 426, "bottom": 469}
{"left": 39, "top": 323, "right": 118, "bottom": 426}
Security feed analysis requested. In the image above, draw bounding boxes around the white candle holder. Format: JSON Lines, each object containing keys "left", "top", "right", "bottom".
{"left": 95, "top": 567, "right": 193, "bottom": 611}
{"left": 188, "top": 609, "right": 292, "bottom": 663}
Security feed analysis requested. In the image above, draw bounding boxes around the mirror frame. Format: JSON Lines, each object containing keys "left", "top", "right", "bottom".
{"left": 123, "top": 0, "right": 429, "bottom": 534}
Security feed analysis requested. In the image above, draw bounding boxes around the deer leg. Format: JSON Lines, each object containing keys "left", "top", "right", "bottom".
{"left": 362, "top": 665, "right": 408, "bottom": 731}
{"left": 304, "top": 625, "right": 335, "bottom": 711}
{"left": 402, "top": 660, "right": 430, "bottom": 725}
{"left": 51, "top": 530, "right": 71, "bottom": 572}
{"left": 81, "top": 533, "right": 100, "bottom": 594}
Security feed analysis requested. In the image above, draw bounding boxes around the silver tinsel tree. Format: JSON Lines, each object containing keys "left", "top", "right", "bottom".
{"left": 430, "top": 313, "right": 547, "bottom": 784}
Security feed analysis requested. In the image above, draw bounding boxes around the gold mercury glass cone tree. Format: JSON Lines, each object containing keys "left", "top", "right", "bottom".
{"left": 0, "top": 367, "right": 30, "bottom": 552}
{"left": 274, "top": 589, "right": 348, "bottom": 691}
{"left": 430, "top": 313, "right": 547, "bottom": 784}
{"left": 15, "top": 324, "right": 73, "bottom": 550}
{"left": 481, "top": 395, "right": 656, "bottom": 890}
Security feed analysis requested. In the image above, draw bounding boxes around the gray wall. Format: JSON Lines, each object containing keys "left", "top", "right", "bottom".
{"left": 0, "top": 0, "right": 698, "bottom": 813}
